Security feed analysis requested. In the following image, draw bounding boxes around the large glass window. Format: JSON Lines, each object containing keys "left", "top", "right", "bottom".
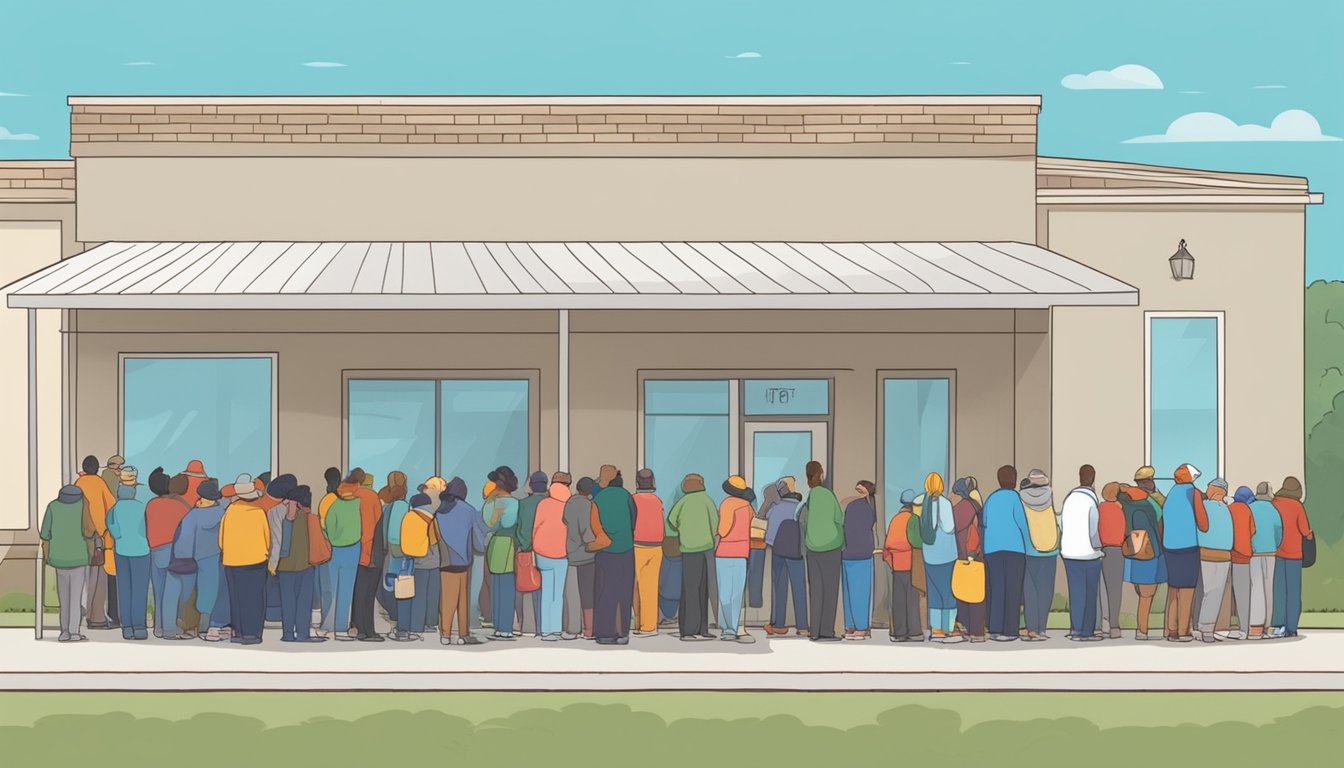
{"left": 644, "top": 380, "right": 730, "bottom": 509}
{"left": 1149, "top": 316, "right": 1220, "bottom": 489}
{"left": 348, "top": 380, "right": 436, "bottom": 490}
{"left": 347, "top": 378, "right": 529, "bottom": 492}
{"left": 122, "top": 356, "right": 274, "bottom": 484}
{"left": 882, "top": 377, "right": 950, "bottom": 526}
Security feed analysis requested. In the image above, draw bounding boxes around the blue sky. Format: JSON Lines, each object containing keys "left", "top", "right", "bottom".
{"left": 2, "top": 0, "right": 1341, "bottom": 279}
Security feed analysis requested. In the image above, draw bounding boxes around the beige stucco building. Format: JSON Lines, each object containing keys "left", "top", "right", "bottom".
{"left": 0, "top": 95, "right": 1320, "bottom": 629}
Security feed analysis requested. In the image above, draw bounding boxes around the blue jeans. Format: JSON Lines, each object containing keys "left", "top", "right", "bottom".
{"left": 490, "top": 572, "right": 516, "bottom": 634}
{"left": 1272, "top": 557, "right": 1303, "bottom": 632}
{"left": 769, "top": 552, "right": 807, "bottom": 630}
{"left": 841, "top": 558, "right": 874, "bottom": 631}
{"left": 536, "top": 554, "right": 567, "bottom": 636}
{"left": 715, "top": 556, "right": 747, "bottom": 635}
{"left": 747, "top": 547, "right": 766, "bottom": 608}
{"left": 195, "top": 555, "right": 227, "bottom": 626}
{"left": 149, "top": 545, "right": 172, "bottom": 636}
{"left": 409, "top": 569, "right": 439, "bottom": 633}
{"left": 470, "top": 554, "right": 485, "bottom": 628}
{"left": 1023, "top": 555, "right": 1057, "bottom": 633}
{"left": 658, "top": 554, "right": 682, "bottom": 621}
{"left": 317, "top": 561, "right": 334, "bottom": 629}
{"left": 328, "top": 544, "right": 361, "bottom": 633}
{"left": 1063, "top": 558, "right": 1101, "bottom": 637}
{"left": 114, "top": 553, "right": 151, "bottom": 638}
{"left": 278, "top": 568, "right": 316, "bottom": 641}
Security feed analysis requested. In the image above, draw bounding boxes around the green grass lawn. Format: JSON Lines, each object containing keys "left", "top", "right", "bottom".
{"left": 1, "top": 693, "right": 1340, "bottom": 764}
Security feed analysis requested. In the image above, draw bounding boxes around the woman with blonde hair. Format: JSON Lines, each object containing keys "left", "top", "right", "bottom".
{"left": 919, "top": 472, "right": 961, "bottom": 643}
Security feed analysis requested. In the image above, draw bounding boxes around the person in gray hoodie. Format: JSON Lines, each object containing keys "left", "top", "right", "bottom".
{"left": 1019, "top": 469, "right": 1059, "bottom": 640}
{"left": 562, "top": 476, "right": 598, "bottom": 640}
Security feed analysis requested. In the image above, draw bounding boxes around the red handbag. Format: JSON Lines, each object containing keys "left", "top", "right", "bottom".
{"left": 514, "top": 551, "right": 541, "bottom": 593}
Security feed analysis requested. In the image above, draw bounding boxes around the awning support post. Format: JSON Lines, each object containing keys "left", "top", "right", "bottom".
{"left": 558, "top": 309, "right": 570, "bottom": 472}
{"left": 28, "top": 308, "right": 42, "bottom": 641}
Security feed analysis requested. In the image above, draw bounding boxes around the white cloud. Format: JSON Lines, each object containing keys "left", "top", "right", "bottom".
{"left": 1253, "top": 84, "right": 1287, "bottom": 89}
{"left": 0, "top": 91, "right": 28, "bottom": 97}
{"left": 303, "top": 61, "right": 347, "bottom": 68}
{"left": 725, "top": 52, "right": 761, "bottom": 59}
{"left": 123, "top": 61, "right": 155, "bottom": 67}
{"left": 0, "top": 126, "right": 39, "bottom": 141}
{"left": 1124, "top": 109, "right": 1341, "bottom": 143}
{"left": 1061, "top": 64, "right": 1164, "bottom": 90}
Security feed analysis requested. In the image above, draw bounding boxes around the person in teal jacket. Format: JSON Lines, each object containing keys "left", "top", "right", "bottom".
{"left": 483, "top": 467, "right": 521, "bottom": 641}
{"left": 592, "top": 466, "right": 637, "bottom": 645}
{"left": 107, "top": 480, "right": 151, "bottom": 640}
{"left": 802, "top": 460, "right": 844, "bottom": 642}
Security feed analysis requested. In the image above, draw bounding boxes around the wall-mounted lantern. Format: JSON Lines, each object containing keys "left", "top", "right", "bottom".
{"left": 1169, "top": 239, "right": 1195, "bottom": 280}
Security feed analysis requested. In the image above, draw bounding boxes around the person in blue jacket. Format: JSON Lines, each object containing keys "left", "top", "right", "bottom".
{"left": 1161, "top": 463, "right": 1205, "bottom": 642}
{"left": 982, "top": 465, "right": 1030, "bottom": 642}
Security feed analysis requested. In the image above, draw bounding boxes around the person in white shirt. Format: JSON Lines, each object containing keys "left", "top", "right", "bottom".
{"left": 1060, "top": 464, "right": 1103, "bottom": 642}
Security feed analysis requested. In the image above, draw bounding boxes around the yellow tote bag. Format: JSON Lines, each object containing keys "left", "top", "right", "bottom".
{"left": 951, "top": 557, "right": 985, "bottom": 604}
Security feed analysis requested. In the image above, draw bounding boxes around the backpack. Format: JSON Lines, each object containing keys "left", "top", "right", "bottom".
{"left": 919, "top": 496, "right": 939, "bottom": 545}
{"left": 400, "top": 509, "right": 434, "bottom": 558}
{"left": 1024, "top": 503, "right": 1059, "bottom": 552}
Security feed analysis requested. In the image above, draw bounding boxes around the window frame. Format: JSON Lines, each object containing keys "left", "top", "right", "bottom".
{"left": 341, "top": 368, "right": 540, "bottom": 479}
{"left": 876, "top": 369, "right": 957, "bottom": 524}
{"left": 117, "top": 352, "right": 279, "bottom": 478}
{"left": 1144, "top": 311, "right": 1225, "bottom": 482}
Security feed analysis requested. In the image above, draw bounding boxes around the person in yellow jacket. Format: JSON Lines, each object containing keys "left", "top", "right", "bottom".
{"left": 75, "top": 455, "right": 119, "bottom": 630}
{"left": 219, "top": 473, "right": 271, "bottom": 645}
{"left": 406, "top": 490, "right": 442, "bottom": 635}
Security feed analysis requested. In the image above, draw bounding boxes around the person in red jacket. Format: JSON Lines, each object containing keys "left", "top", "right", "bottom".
{"left": 631, "top": 468, "right": 666, "bottom": 636}
{"left": 1096, "top": 482, "right": 1126, "bottom": 638}
{"left": 1227, "top": 486, "right": 1258, "bottom": 639}
{"left": 1270, "top": 477, "right": 1313, "bottom": 638}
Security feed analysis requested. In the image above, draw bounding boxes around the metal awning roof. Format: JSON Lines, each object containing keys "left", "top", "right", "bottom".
{"left": 5, "top": 241, "right": 1136, "bottom": 310}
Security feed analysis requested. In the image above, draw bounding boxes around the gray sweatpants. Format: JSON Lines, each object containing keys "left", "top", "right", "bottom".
{"left": 1100, "top": 546, "right": 1123, "bottom": 632}
{"left": 1198, "top": 560, "right": 1231, "bottom": 632}
{"left": 1232, "top": 556, "right": 1275, "bottom": 630}
{"left": 57, "top": 567, "right": 88, "bottom": 636}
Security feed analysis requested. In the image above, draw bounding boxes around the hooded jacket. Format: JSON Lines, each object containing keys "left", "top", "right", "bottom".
{"left": 765, "top": 494, "right": 803, "bottom": 557}
{"left": 515, "top": 489, "right": 545, "bottom": 552}
{"left": 40, "top": 492, "right": 94, "bottom": 569}
{"left": 1161, "top": 475, "right": 1206, "bottom": 551}
{"left": 145, "top": 493, "right": 191, "bottom": 550}
{"left": 174, "top": 502, "right": 225, "bottom": 562}
{"left": 1228, "top": 487, "right": 1256, "bottom": 565}
{"left": 354, "top": 484, "right": 383, "bottom": 567}
{"left": 1248, "top": 498, "right": 1283, "bottom": 555}
{"left": 562, "top": 491, "right": 598, "bottom": 564}
{"left": 107, "top": 492, "right": 150, "bottom": 558}
{"left": 533, "top": 482, "right": 571, "bottom": 559}
{"left": 592, "top": 481, "right": 637, "bottom": 555}
{"left": 802, "top": 485, "right": 844, "bottom": 553}
{"left": 1119, "top": 487, "right": 1164, "bottom": 559}
{"left": 1019, "top": 482, "right": 1059, "bottom": 557}
{"left": 219, "top": 496, "right": 270, "bottom": 567}
{"left": 667, "top": 484, "right": 719, "bottom": 554}
{"left": 1272, "top": 491, "right": 1313, "bottom": 560}
{"left": 324, "top": 483, "right": 363, "bottom": 549}
{"left": 1196, "top": 493, "right": 1234, "bottom": 559}
{"left": 434, "top": 478, "right": 485, "bottom": 568}
{"left": 841, "top": 496, "right": 877, "bottom": 561}
{"left": 883, "top": 505, "right": 916, "bottom": 572}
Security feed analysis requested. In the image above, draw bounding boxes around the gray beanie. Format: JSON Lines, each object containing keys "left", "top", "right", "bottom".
{"left": 57, "top": 485, "right": 84, "bottom": 505}
{"left": 1209, "top": 477, "right": 1229, "bottom": 492}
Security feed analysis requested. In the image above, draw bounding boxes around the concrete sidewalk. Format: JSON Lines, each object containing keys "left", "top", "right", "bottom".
{"left": 3, "top": 627, "right": 1340, "bottom": 692}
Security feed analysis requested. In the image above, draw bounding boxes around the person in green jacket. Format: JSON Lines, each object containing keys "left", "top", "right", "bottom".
{"left": 667, "top": 473, "right": 718, "bottom": 641}
{"left": 322, "top": 477, "right": 364, "bottom": 640}
{"left": 41, "top": 484, "right": 95, "bottom": 642}
{"left": 802, "top": 460, "right": 844, "bottom": 642}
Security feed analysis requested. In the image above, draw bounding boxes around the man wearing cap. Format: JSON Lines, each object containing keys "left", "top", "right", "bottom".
{"left": 180, "top": 460, "right": 209, "bottom": 506}
{"left": 630, "top": 468, "right": 665, "bottom": 637}
{"left": 75, "top": 455, "right": 119, "bottom": 630}
{"left": 218, "top": 473, "right": 271, "bottom": 644}
{"left": 514, "top": 470, "right": 549, "bottom": 637}
{"left": 1133, "top": 466, "right": 1165, "bottom": 507}
{"left": 590, "top": 466, "right": 638, "bottom": 645}
{"left": 41, "top": 483, "right": 94, "bottom": 642}
{"left": 107, "top": 475, "right": 150, "bottom": 640}
{"left": 102, "top": 455, "right": 126, "bottom": 499}
{"left": 1194, "top": 478, "right": 1234, "bottom": 642}
{"left": 532, "top": 471, "right": 572, "bottom": 640}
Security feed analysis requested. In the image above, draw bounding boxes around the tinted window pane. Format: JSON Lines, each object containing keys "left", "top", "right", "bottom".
{"left": 348, "top": 379, "right": 436, "bottom": 490}
{"left": 743, "top": 379, "right": 830, "bottom": 416}
{"left": 123, "top": 357, "right": 272, "bottom": 484}
{"left": 644, "top": 414, "right": 729, "bottom": 509}
{"left": 440, "top": 380, "right": 529, "bottom": 496}
{"left": 882, "top": 378, "right": 950, "bottom": 527}
{"left": 1150, "top": 317, "right": 1218, "bottom": 487}
{"left": 751, "top": 431, "right": 813, "bottom": 504}
{"left": 644, "top": 379, "right": 730, "bottom": 415}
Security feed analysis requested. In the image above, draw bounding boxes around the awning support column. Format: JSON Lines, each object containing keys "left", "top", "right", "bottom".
{"left": 28, "top": 308, "right": 42, "bottom": 641}
{"left": 558, "top": 309, "right": 570, "bottom": 472}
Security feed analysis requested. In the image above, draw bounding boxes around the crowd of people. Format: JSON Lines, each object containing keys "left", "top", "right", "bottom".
{"left": 37, "top": 452, "right": 1315, "bottom": 645}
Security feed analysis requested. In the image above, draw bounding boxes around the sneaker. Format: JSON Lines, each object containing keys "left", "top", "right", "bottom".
{"left": 940, "top": 634, "right": 966, "bottom": 644}
{"left": 615, "top": 636, "right": 629, "bottom": 645}
{"left": 541, "top": 634, "right": 560, "bottom": 642}
{"left": 990, "top": 634, "right": 1017, "bottom": 642}
{"left": 969, "top": 635, "right": 987, "bottom": 643}
{"left": 1269, "top": 627, "right": 1287, "bottom": 638}
{"left": 596, "top": 637, "right": 620, "bottom": 645}
{"left": 1136, "top": 632, "right": 1157, "bottom": 641}
{"left": 1223, "top": 632, "right": 1245, "bottom": 641}
{"left": 387, "top": 631, "right": 414, "bottom": 642}
{"left": 632, "top": 629, "right": 658, "bottom": 637}
{"left": 719, "top": 633, "right": 738, "bottom": 642}
{"left": 658, "top": 618, "right": 678, "bottom": 628}
{"left": 462, "top": 635, "right": 484, "bottom": 645}
{"left": 488, "top": 633, "right": 516, "bottom": 641}
{"left": 1199, "top": 632, "right": 1220, "bottom": 643}
{"left": 439, "top": 635, "right": 458, "bottom": 646}
{"left": 1078, "top": 635, "right": 1102, "bottom": 642}
{"left": 736, "top": 633, "right": 757, "bottom": 644}
{"left": 561, "top": 632, "right": 580, "bottom": 641}
{"left": 58, "top": 632, "right": 72, "bottom": 642}
{"left": 795, "top": 629, "right": 811, "bottom": 638}
{"left": 357, "top": 634, "right": 386, "bottom": 643}
{"left": 1110, "top": 628, "right": 1123, "bottom": 639}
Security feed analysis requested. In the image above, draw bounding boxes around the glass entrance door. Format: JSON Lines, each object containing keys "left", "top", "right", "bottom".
{"left": 743, "top": 422, "right": 828, "bottom": 626}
